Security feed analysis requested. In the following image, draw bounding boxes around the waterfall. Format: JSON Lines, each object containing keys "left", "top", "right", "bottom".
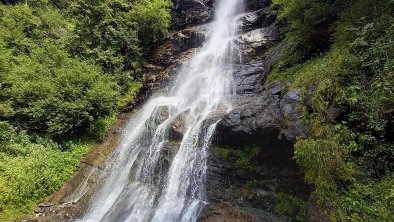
{"left": 76, "top": 0, "right": 243, "bottom": 221}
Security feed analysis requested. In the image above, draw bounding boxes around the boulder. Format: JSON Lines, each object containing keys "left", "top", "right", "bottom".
{"left": 169, "top": 110, "right": 189, "bottom": 140}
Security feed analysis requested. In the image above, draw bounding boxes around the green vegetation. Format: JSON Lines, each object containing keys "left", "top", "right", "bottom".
{"left": 274, "top": 192, "right": 308, "bottom": 221}
{"left": 271, "top": 0, "right": 393, "bottom": 220}
{"left": 0, "top": 0, "right": 171, "bottom": 220}
{"left": 211, "top": 145, "right": 262, "bottom": 172}
{"left": 0, "top": 122, "right": 93, "bottom": 220}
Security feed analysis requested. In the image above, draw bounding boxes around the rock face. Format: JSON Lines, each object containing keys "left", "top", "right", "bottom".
{"left": 236, "top": 25, "right": 280, "bottom": 59}
{"left": 202, "top": 45, "right": 309, "bottom": 221}
{"left": 237, "top": 8, "right": 275, "bottom": 32}
{"left": 199, "top": 1, "right": 310, "bottom": 221}
{"left": 171, "top": 0, "right": 213, "bottom": 29}
{"left": 215, "top": 58, "right": 304, "bottom": 147}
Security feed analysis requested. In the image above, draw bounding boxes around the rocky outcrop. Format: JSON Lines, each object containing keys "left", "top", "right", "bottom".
{"left": 199, "top": 2, "right": 310, "bottom": 221}
{"left": 236, "top": 25, "right": 280, "bottom": 60}
{"left": 215, "top": 55, "right": 304, "bottom": 146}
{"left": 201, "top": 42, "right": 309, "bottom": 221}
{"left": 237, "top": 8, "right": 275, "bottom": 32}
{"left": 144, "top": 26, "right": 207, "bottom": 91}
{"left": 171, "top": 0, "right": 213, "bottom": 29}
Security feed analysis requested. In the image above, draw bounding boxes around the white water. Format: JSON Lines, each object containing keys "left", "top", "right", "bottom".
{"left": 76, "top": 0, "right": 243, "bottom": 221}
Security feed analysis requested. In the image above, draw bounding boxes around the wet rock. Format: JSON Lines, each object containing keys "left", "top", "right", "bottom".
{"left": 215, "top": 61, "right": 282, "bottom": 147}
{"left": 145, "top": 25, "right": 208, "bottom": 92}
{"left": 154, "top": 141, "right": 181, "bottom": 180}
{"left": 215, "top": 42, "right": 302, "bottom": 148}
{"left": 169, "top": 110, "right": 189, "bottom": 140}
{"left": 238, "top": 25, "right": 279, "bottom": 45}
{"left": 206, "top": 39, "right": 310, "bottom": 221}
{"left": 153, "top": 106, "right": 172, "bottom": 124}
{"left": 204, "top": 150, "right": 308, "bottom": 221}
{"left": 237, "top": 9, "right": 275, "bottom": 32}
{"left": 215, "top": 79, "right": 304, "bottom": 147}
{"left": 145, "top": 106, "right": 171, "bottom": 134}
{"left": 162, "top": 141, "right": 180, "bottom": 161}
{"left": 233, "top": 61, "right": 265, "bottom": 94}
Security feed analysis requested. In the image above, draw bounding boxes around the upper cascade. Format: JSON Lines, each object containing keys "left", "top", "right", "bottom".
{"left": 75, "top": 0, "right": 244, "bottom": 221}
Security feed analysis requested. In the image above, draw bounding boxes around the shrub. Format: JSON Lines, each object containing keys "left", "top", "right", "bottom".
{"left": 0, "top": 124, "right": 92, "bottom": 220}
{"left": 274, "top": 192, "right": 308, "bottom": 221}
{"left": 270, "top": 0, "right": 394, "bottom": 220}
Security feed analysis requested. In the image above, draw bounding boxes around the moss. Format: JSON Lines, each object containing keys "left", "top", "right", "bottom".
{"left": 274, "top": 192, "right": 308, "bottom": 221}
{"left": 211, "top": 146, "right": 232, "bottom": 159}
{"left": 211, "top": 145, "right": 262, "bottom": 172}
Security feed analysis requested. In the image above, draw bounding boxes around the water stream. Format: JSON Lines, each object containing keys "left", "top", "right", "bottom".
{"left": 76, "top": 0, "right": 243, "bottom": 221}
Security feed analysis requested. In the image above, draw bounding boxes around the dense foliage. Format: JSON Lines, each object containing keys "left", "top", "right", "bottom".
{"left": 0, "top": 121, "right": 92, "bottom": 220}
{"left": 271, "top": 0, "right": 393, "bottom": 220}
{"left": 0, "top": 0, "right": 171, "bottom": 220}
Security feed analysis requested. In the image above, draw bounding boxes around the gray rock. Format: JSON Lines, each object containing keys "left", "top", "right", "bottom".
{"left": 34, "top": 207, "right": 44, "bottom": 214}
{"left": 38, "top": 201, "right": 52, "bottom": 207}
{"left": 171, "top": 0, "right": 213, "bottom": 29}
{"left": 238, "top": 25, "right": 279, "bottom": 45}
{"left": 280, "top": 89, "right": 305, "bottom": 140}
{"left": 236, "top": 25, "right": 280, "bottom": 61}
{"left": 236, "top": 9, "right": 275, "bottom": 32}
{"left": 150, "top": 25, "right": 208, "bottom": 67}
{"left": 169, "top": 110, "right": 189, "bottom": 140}
{"left": 145, "top": 105, "right": 172, "bottom": 133}
{"left": 215, "top": 42, "right": 303, "bottom": 147}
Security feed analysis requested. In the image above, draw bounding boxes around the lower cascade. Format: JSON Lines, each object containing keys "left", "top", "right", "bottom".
{"left": 76, "top": 0, "right": 243, "bottom": 221}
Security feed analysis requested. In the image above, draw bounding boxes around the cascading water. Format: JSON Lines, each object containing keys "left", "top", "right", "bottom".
{"left": 76, "top": 0, "right": 243, "bottom": 221}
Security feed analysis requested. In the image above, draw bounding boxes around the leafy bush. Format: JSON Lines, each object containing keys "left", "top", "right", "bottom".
{"left": 0, "top": 46, "right": 120, "bottom": 137}
{"left": 0, "top": 122, "right": 93, "bottom": 220}
{"left": 274, "top": 192, "right": 308, "bottom": 221}
{"left": 69, "top": 0, "right": 171, "bottom": 75}
{"left": 270, "top": 0, "right": 394, "bottom": 220}
{"left": 272, "top": 0, "right": 346, "bottom": 68}
{"left": 337, "top": 176, "right": 394, "bottom": 222}
{"left": 0, "top": 0, "right": 168, "bottom": 219}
